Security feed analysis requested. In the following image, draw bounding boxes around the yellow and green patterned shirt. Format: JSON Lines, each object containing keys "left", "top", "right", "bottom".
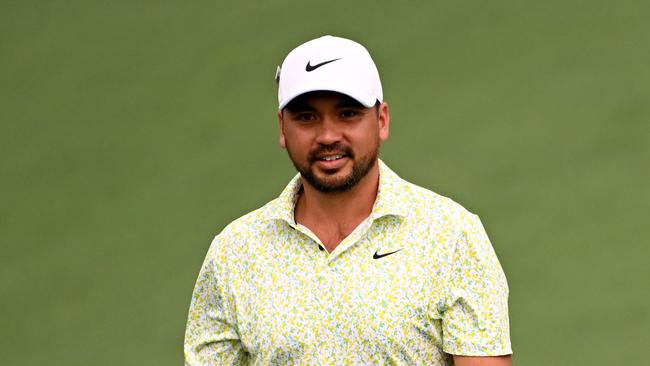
{"left": 185, "top": 160, "right": 511, "bottom": 365}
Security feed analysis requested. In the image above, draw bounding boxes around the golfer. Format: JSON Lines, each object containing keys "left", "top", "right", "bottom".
{"left": 185, "top": 35, "right": 512, "bottom": 366}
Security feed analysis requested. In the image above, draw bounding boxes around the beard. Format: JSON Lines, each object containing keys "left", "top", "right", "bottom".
{"left": 287, "top": 142, "right": 379, "bottom": 194}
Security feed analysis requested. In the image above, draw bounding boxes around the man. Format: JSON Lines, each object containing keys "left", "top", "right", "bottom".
{"left": 185, "top": 35, "right": 512, "bottom": 365}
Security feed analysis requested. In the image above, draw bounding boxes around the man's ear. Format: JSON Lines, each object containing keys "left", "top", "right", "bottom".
{"left": 278, "top": 110, "right": 286, "bottom": 149}
{"left": 378, "top": 102, "right": 390, "bottom": 141}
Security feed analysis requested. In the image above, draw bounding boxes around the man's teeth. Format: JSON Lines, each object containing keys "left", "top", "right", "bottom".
{"left": 322, "top": 155, "right": 343, "bottom": 161}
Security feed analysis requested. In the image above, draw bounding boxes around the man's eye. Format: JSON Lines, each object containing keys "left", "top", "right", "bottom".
{"left": 296, "top": 113, "right": 315, "bottom": 121}
{"left": 340, "top": 110, "right": 359, "bottom": 118}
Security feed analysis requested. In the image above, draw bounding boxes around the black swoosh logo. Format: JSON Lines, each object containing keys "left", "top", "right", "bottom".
{"left": 373, "top": 249, "right": 402, "bottom": 259}
{"left": 305, "top": 58, "right": 341, "bottom": 72}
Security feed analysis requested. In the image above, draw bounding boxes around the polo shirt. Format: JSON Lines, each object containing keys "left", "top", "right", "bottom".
{"left": 184, "top": 160, "right": 511, "bottom": 365}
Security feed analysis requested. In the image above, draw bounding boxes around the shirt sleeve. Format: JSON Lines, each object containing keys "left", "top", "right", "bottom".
{"left": 441, "top": 212, "right": 512, "bottom": 356}
{"left": 184, "top": 236, "right": 249, "bottom": 366}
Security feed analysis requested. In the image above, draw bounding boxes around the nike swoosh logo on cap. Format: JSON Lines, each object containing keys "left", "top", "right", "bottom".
{"left": 305, "top": 58, "right": 341, "bottom": 72}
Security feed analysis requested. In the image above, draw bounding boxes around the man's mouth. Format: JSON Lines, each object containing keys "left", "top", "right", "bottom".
{"left": 310, "top": 151, "right": 351, "bottom": 170}
{"left": 309, "top": 144, "right": 353, "bottom": 166}
{"left": 320, "top": 154, "right": 344, "bottom": 161}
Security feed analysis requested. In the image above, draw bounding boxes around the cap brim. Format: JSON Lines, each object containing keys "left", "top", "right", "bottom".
{"left": 279, "top": 86, "right": 378, "bottom": 110}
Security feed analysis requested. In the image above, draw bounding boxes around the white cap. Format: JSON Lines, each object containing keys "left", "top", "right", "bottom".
{"left": 277, "top": 35, "right": 383, "bottom": 110}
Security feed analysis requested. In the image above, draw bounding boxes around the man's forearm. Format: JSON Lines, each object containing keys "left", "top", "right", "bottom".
{"left": 453, "top": 355, "right": 513, "bottom": 366}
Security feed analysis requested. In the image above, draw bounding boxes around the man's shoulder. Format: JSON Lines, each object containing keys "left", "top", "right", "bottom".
{"left": 379, "top": 161, "right": 476, "bottom": 223}
{"left": 204, "top": 171, "right": 299, "bottom": 261}
{"left": 396, "top": 179, "right": 489, "bottom": 258}
{"left": 398, "top": 178, "right": 476, "bottom": 222}
{"left": 217, "top": 197, "right": 285, "bottom": 238}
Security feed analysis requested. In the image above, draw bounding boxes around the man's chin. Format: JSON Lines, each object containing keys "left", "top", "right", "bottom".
{"left": 291, "top": 152, "right": 378, "bottom": 194}
{"left": 305, "top": 169, "right": 354, "bottom": 193}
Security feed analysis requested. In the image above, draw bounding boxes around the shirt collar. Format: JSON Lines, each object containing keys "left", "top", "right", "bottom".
{"left": 265, "top": 159, "right": 409, "bottom": 224}
{"left": 371, "top": 159, "right": 410, "bottom": 219}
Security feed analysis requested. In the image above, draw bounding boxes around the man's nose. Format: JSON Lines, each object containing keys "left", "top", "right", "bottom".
{"left": 315, "top": 115, "right": 343, "bottom": 145}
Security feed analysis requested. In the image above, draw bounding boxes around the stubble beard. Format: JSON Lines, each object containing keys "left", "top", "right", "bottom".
{"left": 287, "top": 142, "right": 379, "bottom": 194}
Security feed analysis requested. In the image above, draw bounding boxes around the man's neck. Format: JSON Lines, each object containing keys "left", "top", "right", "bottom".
{"left": 294, "top": 162, "right": 380, "bottom": 252}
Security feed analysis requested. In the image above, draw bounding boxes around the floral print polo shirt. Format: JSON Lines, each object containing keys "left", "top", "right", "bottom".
{"left": 185, "top": 160, "right": 511, "bottom": 365}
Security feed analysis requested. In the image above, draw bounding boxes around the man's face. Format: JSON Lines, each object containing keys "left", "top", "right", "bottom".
{"left": 278, "top": 91, "right": 390, "bottom": 193}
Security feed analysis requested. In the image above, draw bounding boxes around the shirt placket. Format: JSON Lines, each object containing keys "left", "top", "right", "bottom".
{"left": 289, "top": 220, "right": 376, "bottom": 354}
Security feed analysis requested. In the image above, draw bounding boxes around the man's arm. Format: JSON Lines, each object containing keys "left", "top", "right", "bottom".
{"left": 440, "top": 212, "right": 512, "bottom": 358}
{"left": 453, "top": 355, "right": 512, "bottom": 366}
{"left": 184, "top": 237, "right": 248, "bottom": 365}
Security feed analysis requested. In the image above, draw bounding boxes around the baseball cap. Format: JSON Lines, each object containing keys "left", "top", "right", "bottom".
{"left": 276, "top": 35, "right": 383, "bottom": 110}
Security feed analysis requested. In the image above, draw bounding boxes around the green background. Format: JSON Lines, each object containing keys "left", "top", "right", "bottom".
{"left": 1, "top": 0, "right": 648, "bottom": 365}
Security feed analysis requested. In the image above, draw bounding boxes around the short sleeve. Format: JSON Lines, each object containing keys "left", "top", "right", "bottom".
{"left": 184, "top": 236, "right": 249, "bottom": 366}
{"left": 441, "top": 212, "right": 512, "bottom": 356}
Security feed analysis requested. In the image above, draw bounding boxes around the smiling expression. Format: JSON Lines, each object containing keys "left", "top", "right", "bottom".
{"left": 278, "top": 91, "right": 390, "bottom": 193}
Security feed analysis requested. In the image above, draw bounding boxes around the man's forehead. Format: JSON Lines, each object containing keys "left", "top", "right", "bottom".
{"left": 284, "top": 91, "right": 364, "bottom": 111}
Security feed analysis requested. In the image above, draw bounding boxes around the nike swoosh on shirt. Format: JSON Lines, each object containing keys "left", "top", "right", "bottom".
{"left": 373, "top": 249, "right": 402, "bottom": 259}
{"left": 305, "top": 58, "right": 341, "bottom": 72}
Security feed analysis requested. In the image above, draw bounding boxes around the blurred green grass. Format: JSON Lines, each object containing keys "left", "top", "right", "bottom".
{"left": 1, "top": 0, "right": 648, "bottom": 365}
